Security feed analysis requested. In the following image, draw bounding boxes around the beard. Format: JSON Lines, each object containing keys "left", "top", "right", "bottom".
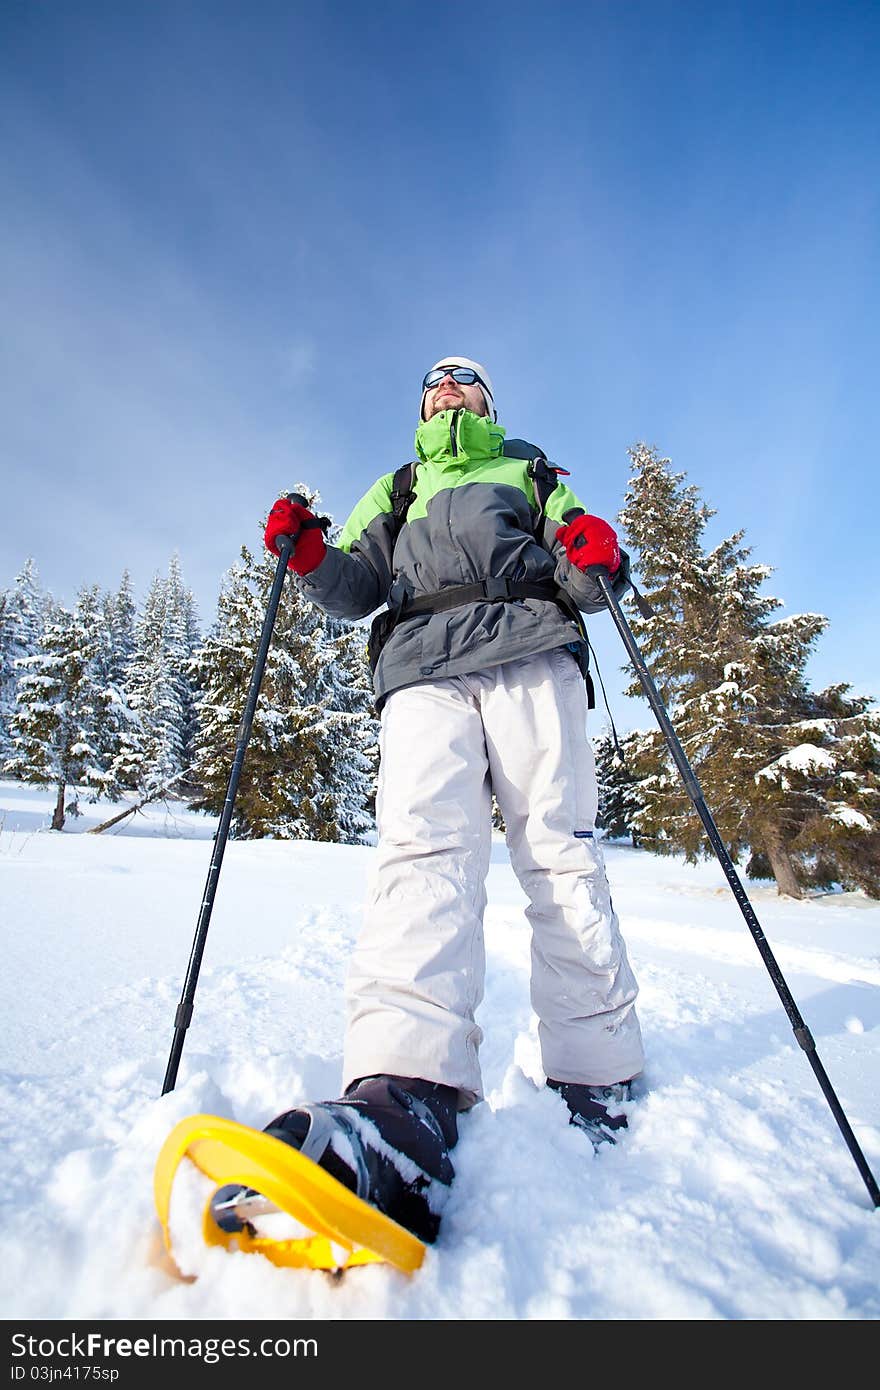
{"left": 424, "top": 388, "right": 486, "bottom": 420}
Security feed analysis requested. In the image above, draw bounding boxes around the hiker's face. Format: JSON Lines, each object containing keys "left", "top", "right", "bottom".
{"left": 423, "top": 371, "right": 487, "bottom": 420}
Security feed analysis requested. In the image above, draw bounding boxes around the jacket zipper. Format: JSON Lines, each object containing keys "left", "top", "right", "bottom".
{"left": 449, "top": 409, "right": 459, "bottom": 458}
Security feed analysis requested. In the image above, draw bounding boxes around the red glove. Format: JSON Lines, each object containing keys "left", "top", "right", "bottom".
{"left": 555, "top": 514, "right": 621, "bottom": 574}
{"left": 264, "top": 496, "right": 327, "bottom": 575}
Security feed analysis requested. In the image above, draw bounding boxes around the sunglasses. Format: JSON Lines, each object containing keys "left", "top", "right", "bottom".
{"left": 422, "top": 366, "right": 487, "bottom": 392}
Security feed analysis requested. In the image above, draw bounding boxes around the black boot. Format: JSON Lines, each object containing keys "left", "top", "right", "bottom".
{"left": 547, "top": 1077, "right": 632, "bottom": 1150}
{"left": 261, "top": 1074, "right": 459, "bottom": 1243}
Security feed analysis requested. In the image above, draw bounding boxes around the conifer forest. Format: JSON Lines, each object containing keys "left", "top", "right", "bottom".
{"left": 3, "top": 455, "right": 877, "bottom": 897}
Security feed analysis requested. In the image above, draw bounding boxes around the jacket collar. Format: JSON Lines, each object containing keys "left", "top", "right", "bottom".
{"left": 414, "top": 409, "right": 506, "bottom": 468}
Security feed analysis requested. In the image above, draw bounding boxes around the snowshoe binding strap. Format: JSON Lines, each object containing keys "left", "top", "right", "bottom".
{"left": 266, "top": 1102, "right": 372, "bottom": 1201}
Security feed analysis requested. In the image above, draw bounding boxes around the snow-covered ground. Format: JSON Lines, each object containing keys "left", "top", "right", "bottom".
{"left": 1, "top": 779, "right": 877, "bottom": 1320}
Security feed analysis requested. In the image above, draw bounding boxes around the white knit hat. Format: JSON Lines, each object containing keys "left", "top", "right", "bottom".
{"left": 420, "top": 356, "right": 496, "bottom": 422}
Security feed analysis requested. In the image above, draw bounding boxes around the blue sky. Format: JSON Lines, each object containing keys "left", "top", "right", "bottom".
{"left": 2, "top": 0, "right": 878, "bottom": 730}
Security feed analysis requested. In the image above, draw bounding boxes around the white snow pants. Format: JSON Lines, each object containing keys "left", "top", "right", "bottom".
{"left": 343, "top": 647, "right": 644, "bottom": 1107}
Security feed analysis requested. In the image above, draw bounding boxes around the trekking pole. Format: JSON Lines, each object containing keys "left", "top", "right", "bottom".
{"left": 161, "top": 521, "right": 297, "bottom": 1096}
{"left": 591, "top": 565, "right": 880, "bottom": 1208}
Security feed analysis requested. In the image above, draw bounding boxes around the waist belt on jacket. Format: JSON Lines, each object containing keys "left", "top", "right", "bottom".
{"left": 367, "top": 577, "right": 595, "bottom": 710}
{"left": 399, "top": 577, "right": 560, "bottom": 617}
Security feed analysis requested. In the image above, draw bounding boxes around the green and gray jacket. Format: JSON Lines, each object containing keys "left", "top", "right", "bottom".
{"left": 298, "top": 409, "right": 630, "bottom": 705}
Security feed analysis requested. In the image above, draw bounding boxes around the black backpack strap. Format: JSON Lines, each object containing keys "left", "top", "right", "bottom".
{"left": 502, "top": 438, "right": 549, "bottom": 461}
{"left": 502, "top": 438, "right": 570, "bottom": 541}
{"left": 367, "top": 463, "right": 418, "bottom": 683}
{"left": 528, "top": 455, "right": 569, "bottom": 540}
{"left": 502, "top": 438, "right": 598, "bottom": 705}
{"left": 390, "top": 462, "right": 419, "bottom": 538}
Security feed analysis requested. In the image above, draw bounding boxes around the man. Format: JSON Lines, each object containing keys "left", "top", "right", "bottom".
{"left": 260, "top": 356, "right": 644, "bottom": 1244}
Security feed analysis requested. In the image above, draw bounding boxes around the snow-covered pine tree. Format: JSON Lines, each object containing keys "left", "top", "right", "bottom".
{"left": 0, "top": 560, "right": 49, "bottom": 760}
{"left": 616, "top": 444, "right": 749, "bottom": 861}
{"left": 593, "top": 727, "right": 646, "bottom": 845}
{"left": 164, "top": 553, "right": 202, "bottom": 792}
{"left": 306, "top": 612, "right": 377, "bottom": 844}
{"left": 124, "top": 573, "right": 170, "bottom": 792}
{"left": 618, "top": 443, "right": 878, "bottom": 898}
{"left": 5, "top": 587, "right": 117, "bottom": 827}
{"left": 290, "top": 492, "right": 377, "bottom": 842}
{"left": 190, "top": 544, "right": 311, "bottom": 837}
{"left": 102, "top": 572, "right": 142, "bottom": 791}
{"left": 105, "top": 571, "right": 138, "bottom": 680}
{"left": 750, "top": 683, "right": 880, "bottom": 897}
{"left": 124, "top": 559, "right": 201, "bottom": 797}
{"left": 190, "top": 493, "right": 377, "bottom": 841}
